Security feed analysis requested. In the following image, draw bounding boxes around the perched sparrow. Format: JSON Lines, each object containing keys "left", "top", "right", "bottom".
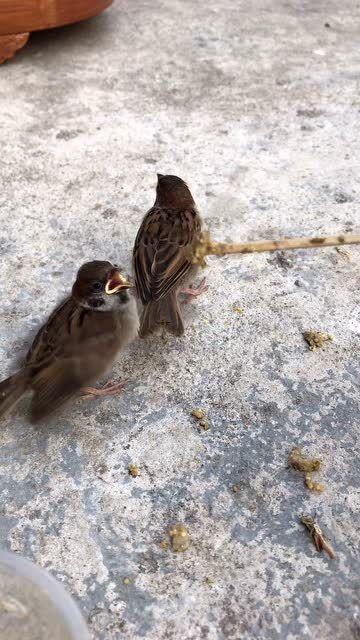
{"left": 133, "top": 174, "right": 205, "bottom": 337}
{"left": 0, "top": 261, "right": 138, "bottom": 423}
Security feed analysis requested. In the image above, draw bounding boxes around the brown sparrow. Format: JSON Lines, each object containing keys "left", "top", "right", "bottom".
{"left": 0, "top": 261, "right": 138, "bottom": 423}
{"left": 133, "top": 174, "right": 206, "bottom": 337}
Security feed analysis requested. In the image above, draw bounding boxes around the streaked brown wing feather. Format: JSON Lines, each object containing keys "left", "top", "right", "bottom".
{"left": 133, "top": 206, "right": 200, "bottom": 303}
{"left": 24, "top": 298, "right": 119, "bottom": 422}
{"left": 30, "top": 359, "right": 84, "bottom": 423}
{"left": 25, "top": 298, "right": 76, "bottom": 369}
{"left": 29, "top": 350, "right": 110, "bottom": 423}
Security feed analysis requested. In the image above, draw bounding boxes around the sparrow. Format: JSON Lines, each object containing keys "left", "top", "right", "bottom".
{"left": 133, "top": 174, "right": 206, "bottom": 337}
{"left": 0, "top": 261, "right": 138, "bottom": 423}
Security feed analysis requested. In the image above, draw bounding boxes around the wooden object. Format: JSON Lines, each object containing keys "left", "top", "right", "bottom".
{"left": 0, "top": 33, "right": 29, "bottom": 63}
{"left": 193, "top": 232, "right": 360, "bottom": 264}
{"left": 0, "top": 0, "right": 113, "bottom": 62}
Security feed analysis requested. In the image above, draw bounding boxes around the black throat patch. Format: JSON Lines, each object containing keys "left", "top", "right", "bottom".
{"left": 88, "top": 298, "right": 105, "bottom": 309}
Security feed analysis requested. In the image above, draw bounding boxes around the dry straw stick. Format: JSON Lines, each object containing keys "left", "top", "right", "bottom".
{"left": 193, "top": 232, "right": 360, "bottom": 264}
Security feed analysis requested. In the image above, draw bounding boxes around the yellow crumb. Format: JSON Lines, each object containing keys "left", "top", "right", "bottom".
{"left": 191, "top": 408, "right": 205, "bottom": 420}
{"left": 304, "top": 473, "right": 325, "bottom": 492}
{"left": 198, "top": 419, "right": 210, "bottom": 431}
{"left": 169, "top": 524, "right": 190, "bottom": 552}
{"left": 128, "top": 463, "right": 139, "bottom": 478}
{"left": 288, "top": 447, "right": 321, "bottom": 472}
{"left": 233, "top": 305, "right": 244, "bottom": 315}
{"left": 303, "top": 331, "right": 333, "bottom": 351}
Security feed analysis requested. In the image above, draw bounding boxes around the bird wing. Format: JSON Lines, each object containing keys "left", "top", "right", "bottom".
{"left": 133, "top": 206, "right": 201, "bottom": 303}
{"left": 25, "top": 298, "right": 117, "bottom": 421}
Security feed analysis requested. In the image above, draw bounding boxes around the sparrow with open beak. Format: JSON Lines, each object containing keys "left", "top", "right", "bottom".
{"left": 0, "top": 261, "right": 138, "bottom": 423}
{"left": 133, "top": 174, "right": 206, "bottom": 337}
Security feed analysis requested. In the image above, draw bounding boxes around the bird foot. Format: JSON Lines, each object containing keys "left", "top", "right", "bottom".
{"left": 181, "top": 278, "right": 208, "bottom": 304}
{"left": 81, "top": 379, "right": 128, "bottom": 400}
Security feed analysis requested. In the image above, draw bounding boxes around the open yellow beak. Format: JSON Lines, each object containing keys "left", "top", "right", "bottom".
{"left": 105, "top": 271, "right": 134, "bottom": 295}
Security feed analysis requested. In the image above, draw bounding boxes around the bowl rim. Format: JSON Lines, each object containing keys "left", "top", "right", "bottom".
{"left": 0, "top": 550, "right": 90, "bottom": 639}
{"left": 0, "top": 0, "right": 113, "bottom": 36}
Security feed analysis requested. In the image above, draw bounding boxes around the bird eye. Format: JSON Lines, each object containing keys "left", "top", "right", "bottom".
{"left": 92, "top": 281, "right": 103, "bottom": 292}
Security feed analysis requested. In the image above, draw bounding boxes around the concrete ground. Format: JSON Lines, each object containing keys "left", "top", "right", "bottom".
{"left": 0, "top": 0, "right": 359, "bottom": 638}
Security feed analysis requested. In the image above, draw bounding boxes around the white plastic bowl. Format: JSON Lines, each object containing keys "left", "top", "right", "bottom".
{"left": 0, "top": 550, "right": 90, "bottom": 640}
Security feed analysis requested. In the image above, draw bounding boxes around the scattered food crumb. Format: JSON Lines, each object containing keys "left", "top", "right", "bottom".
{"left": 128, "top": 463, "right": 139, "bottom": 478}
{"left": 159, "top": 539, "right": 169, "bottom": 551}
{"left": 300, "top": 515, "right": 335, "bottom": 559}
{"left": 191, "top": 408, "right": 211, "bottom": 432}
{"left": 288, "top": 447, "right": 321, "bottom": 472}
{"left": 204, "top": 577, "right": 214, "bottom": 588}
{"left": 198, "top": 419, "right": 210, "bottom": 431}
{"left": 304, "top": 473, "right": 325, "bottom": 492}
{"left": 303, "top": 330, "right": 333, "bottom": 351}
{"left": 123, "top": 577, "right": 130, "bottom": 586}
{"left": 288, "top": 447, "right": 325, "bottom": 492}
{"left": 169, "top": 523, "right": 190, "bottom": 552}
{"left": 232, "top": 305, "right": 244, "bottom": 315}
{"left": 191, "top": 408, "right": 205, "bottom": 420}
{"left": 232, "top": 484, "right": 240, "bottom": 493}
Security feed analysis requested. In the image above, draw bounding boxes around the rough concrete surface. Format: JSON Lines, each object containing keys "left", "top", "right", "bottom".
{"left": 0, "top": 1, "right": 359, "bottom": 638}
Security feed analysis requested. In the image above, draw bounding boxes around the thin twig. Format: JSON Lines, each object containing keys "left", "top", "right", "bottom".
{"left": 193, "top": 231, "right": 360, "bottom": 264}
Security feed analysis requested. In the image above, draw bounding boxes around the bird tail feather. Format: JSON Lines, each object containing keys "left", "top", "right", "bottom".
{"left": 139, "top": 293, "right": 184, "bottom": 337}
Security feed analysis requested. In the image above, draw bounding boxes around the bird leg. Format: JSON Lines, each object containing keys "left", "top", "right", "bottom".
{"left": 181, "top": 278, "right": 208, "bottom": 304}
{"left": 81, "top": 379, "right": 128, "bottom": 400}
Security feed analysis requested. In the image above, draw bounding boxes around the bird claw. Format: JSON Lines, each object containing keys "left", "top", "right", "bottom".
{"left": 181, "top": 278, "right": 208, "bottom": 304}
{"left": 81, "top": 379, "right": 128, "bottom": 400}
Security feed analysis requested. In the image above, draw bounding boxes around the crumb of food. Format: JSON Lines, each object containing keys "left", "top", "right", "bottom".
{"left": 128, "top": 463, "right": 139, "bottom": 478}
{"left": 232, "top": 484, "right": 240, "bottom": 493}
{"left": 300, "top": 515, "right": 335, "bottom": 559}
{"left": 288, "top": 447, "right": 324, "bottom": 491}
{"left": 123, "top": 577, "right": 130, "bottom": 586}
{"left": 204, "top": 577, "right": 214, "bottom": 588}
{"left": 233, "top": 305, "right": 244, "bottom": 315}
{"left": 191, "top": 408, "right": 211, "bottom": 431}
{"left": 303, "top": 330, "right": 333, "bottom": 351}
{"left": 159, "top": 539, "right": 169, "bottom": 550}
{"left": 288, "top": 447, "right": 321, "bottom": 472}
{"left": 304, "top": 473, "right": 325, "bottom": 492}
{"left": 191, "top": 408, "right": 205, "bottom": 420}
{"left": 198, "top": 419, "right": 210, "bottom": 431}
{"left": 169, "top": 523, "right": 190, "bottom": 552}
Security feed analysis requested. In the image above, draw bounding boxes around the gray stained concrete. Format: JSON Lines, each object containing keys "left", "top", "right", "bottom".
{"left": 0, "top": 1, "right": 359, "bottom": 638}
